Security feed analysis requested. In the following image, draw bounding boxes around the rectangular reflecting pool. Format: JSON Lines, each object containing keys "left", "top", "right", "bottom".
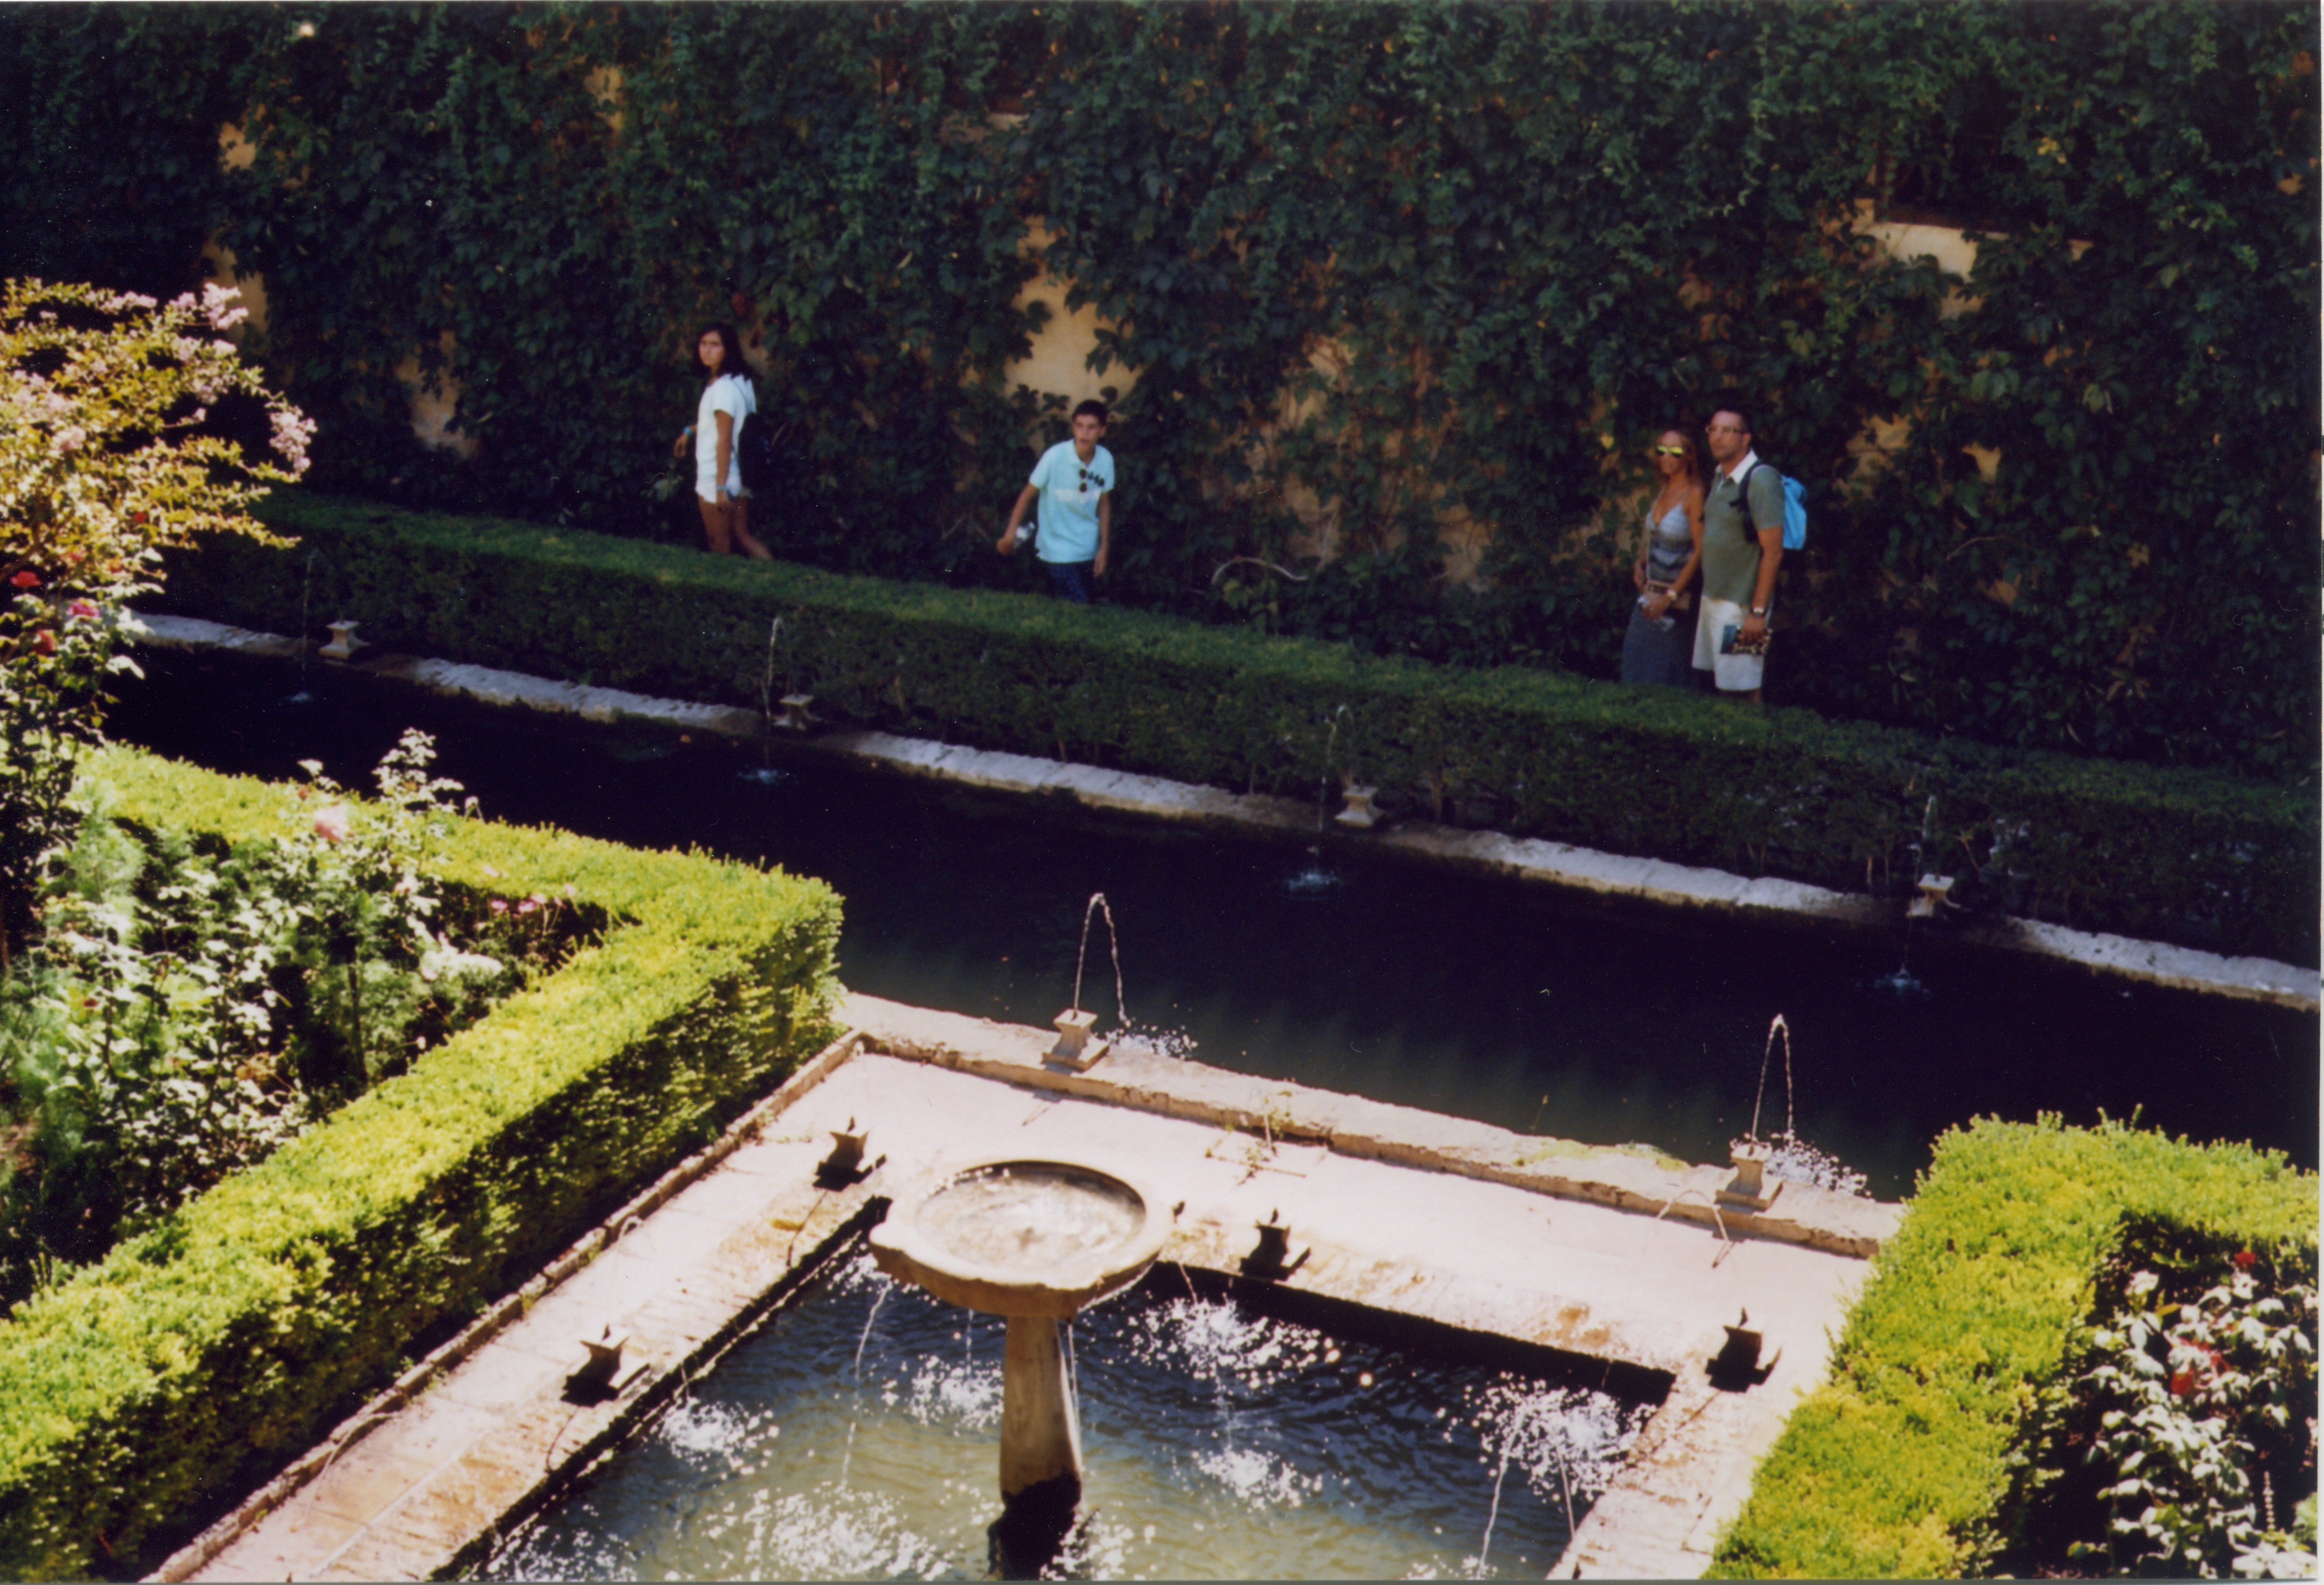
{"left": 109, "top": 647, "right": 2319, "bottom": 1201}
{"left": 480, "top": 1248, "right": 1655, "bottom": 1581}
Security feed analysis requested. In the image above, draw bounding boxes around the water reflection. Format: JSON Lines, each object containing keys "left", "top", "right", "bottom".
{"left": 484, "top": 1250, "right": 1651, "bottom": 1581}
{"left": 110, "top": 652, "right": 2319, "bottom": 1201}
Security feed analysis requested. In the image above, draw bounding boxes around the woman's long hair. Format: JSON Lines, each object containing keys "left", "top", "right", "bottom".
{"left": 695, "top": 322, "right": 752, "bottom": 385}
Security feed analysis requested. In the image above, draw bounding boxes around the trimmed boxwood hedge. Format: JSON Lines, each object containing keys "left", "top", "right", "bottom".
{"left": 155, "top": 493, "right": 2318, "bottom": 965}
{"left": 1707, "top": 1118, "right": 2318, "bottom": 1578}
{"left": 0, "top": 746, "right": 842, "bottom": 1580}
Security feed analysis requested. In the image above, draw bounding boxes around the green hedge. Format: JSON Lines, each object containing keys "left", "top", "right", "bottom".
{"left": 1707, "top": 1118, "right": 2319, "bottom": 1578}
{"left": 155, "top": 493, "right": 2319, "bottom": 965}
{"left": 0, "top": 747, "right": 842, "bottom": 1579}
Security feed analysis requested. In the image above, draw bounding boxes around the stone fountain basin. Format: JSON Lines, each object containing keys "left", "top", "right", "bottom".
{"left": 869, "top": 1158, "right": 1170, "bottom": 1321}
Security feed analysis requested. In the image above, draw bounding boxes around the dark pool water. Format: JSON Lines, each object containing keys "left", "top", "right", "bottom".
{"left": 480, "top": 1248, "right": 1650, "bottom": 1581}
{"left": 109, "top": 649, "right": 2318, "bottom": 1201}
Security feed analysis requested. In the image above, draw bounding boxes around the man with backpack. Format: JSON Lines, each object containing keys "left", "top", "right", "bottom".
{"left": 1693, "top": 404, "right": 1788, "bottom": 702}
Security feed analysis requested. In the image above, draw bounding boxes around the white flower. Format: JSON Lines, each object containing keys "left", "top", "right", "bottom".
{"left": 270, "top": 406, "right": 317, "bottom": 473}
{"left": 200, "top": 283, "right": 249, "bottom": 330}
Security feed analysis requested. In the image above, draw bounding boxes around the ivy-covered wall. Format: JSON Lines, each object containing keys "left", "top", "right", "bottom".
{"left": 1, "top": 2, "right": 2315, "bottom": 781}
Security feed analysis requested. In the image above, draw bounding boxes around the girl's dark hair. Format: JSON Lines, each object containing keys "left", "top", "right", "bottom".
{"left": 695, "top": 323, "right": 751, "bottom": 383}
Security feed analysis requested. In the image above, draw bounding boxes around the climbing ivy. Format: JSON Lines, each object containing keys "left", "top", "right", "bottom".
{"left": 0, "top": 2, "right": 2312, "bottom": 779}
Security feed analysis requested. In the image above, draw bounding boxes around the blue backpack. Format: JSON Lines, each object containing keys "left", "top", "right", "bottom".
{"left": 1736, "top": 461, "right": 1808, "bottom": 550}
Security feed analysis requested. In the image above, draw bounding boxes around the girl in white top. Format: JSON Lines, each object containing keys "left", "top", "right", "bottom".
{"left": 670, "top": 323, "right": 771, "bottom": 558}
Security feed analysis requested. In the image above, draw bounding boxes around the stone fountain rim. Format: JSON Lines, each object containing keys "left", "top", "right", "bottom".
{"left": 868, "top": 1154, "right": 1171, "bottom": 1320}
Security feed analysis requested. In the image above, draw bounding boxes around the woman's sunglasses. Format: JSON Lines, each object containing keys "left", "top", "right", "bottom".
{"left": 1652, "top": 445, "right": 1687, "bottom": 457}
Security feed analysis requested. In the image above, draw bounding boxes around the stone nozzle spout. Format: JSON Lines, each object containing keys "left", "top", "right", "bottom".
{"left": 819, "top": 1118, "right": 869, "bottom": 1182}
{"left": 319, "top": 620, "right": 368, "bottom": 662}
{"left": 1334, "top": 782, "right": 1382, "bottom": 830}
{"left": 569, "top": 1323, "right": 649, "bottom": 1400}
{"left": 1708, "top": 1308, "right": 1782, "bottom": 1390}
{"left": 1716, "top": 1143, "right": 1782, "bottom": 1214}
{"left": 1241, "top": 1207, "right": 1308, "bottom": 1282}
{"left": 1906, "top": 873, "right": 1957, "bottom": 920}
{"left": 1048, "top": 1008, "right": 1108, "bottom": 1071}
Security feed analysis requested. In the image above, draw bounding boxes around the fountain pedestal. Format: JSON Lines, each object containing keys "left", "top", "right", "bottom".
{"left": 869, "top": 1158, "right": 1169, "bottom": 1522}
{"left": 1000, "top": 1315, "right": 1083, "bottom": 1500}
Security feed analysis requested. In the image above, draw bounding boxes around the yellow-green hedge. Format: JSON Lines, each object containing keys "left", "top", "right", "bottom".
{"left": 1708, "top": 1118, "right": 2318, "bottom": 1578}
{"left": 0, "top": 747, "right": 842, "bottom": 1579}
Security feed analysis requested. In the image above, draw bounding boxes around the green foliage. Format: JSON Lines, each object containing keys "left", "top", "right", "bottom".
{"left": 1707, "top": 1118, "right": 2319, "bottom": 1579}
{"left": 0, "top": 732, "right": 558, "bottom": 1304}
{"left": 0, "top": 747, "right": 843, "bottom": 1580}
{"left": 2063, "top": 1239, "right": 2315, "bottom": 1578}
{"left": 1, "top": 4, "right": 2310, "bottom": 777}
{"left": 0, "top": 277, "right": 309, "bottom": 963}
{"left": 157, "top": 492, "right": 2318, "bottom": 964}
{"left": 0, "top": 590, "right": 122, "bottom": 975}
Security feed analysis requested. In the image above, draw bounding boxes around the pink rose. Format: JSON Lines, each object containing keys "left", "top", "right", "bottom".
{"left": 489, "top": 898, "right": 509, "bottom": 914}
{"left": 34, "top": 631, "right": 56, "bottom": 656}
{"left": 68, "top": 600, "right": 97, "bottom": 621}
{"left": 312, "top": 805, "right": 350, "bottom": 843}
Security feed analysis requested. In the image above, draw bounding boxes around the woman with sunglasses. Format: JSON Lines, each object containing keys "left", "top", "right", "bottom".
{"left": 1619, "top": 428, "right": 1706, "bottom": 687}
{"left": 670, "top": 323, "right": 772, "bottom": 559}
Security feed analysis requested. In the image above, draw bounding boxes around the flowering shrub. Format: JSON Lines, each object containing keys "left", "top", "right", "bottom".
{"left": 2064, "top": 1250, "right": 2318, "bottom": 1579}
{"left": 0, "top": 732, "right": 588, "bottom": 1306}
{"left": 0, "top": 277, "right": 311, "bottom": 967}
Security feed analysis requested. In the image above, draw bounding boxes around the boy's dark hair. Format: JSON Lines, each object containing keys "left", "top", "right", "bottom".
{"left": 695, "top": 323, "right": 752, "bottom": 383}
{"left": 1071, "top": 398, "right": 1109, "bottom": 424}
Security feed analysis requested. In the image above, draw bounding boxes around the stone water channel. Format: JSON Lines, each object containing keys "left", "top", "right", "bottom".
{"left": 116, "top": 630, "right": 2313, "bottom": 1582}
{"left": 111, "top": 640, "right": 2319, "bottom": 1202}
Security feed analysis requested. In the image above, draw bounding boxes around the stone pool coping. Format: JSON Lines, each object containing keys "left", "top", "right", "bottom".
{"left": 129, "top": 610, "right": 2318, "bottom": 1013}
{"left": 157, "top": 996, "right": 1894, "bottom": 1583}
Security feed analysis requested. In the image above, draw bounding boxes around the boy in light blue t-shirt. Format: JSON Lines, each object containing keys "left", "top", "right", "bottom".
{"left": 995, "top": 400, "right": 1115, "bottom": 603}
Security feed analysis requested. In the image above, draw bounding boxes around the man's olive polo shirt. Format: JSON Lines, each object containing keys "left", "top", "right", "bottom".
{"left": 1700, "top": 453, "right": 1787, "bottom": 606}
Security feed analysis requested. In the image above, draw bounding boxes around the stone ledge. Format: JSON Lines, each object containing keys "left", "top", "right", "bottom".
{"left": 159, "top": 1020, "right": 1878, "bottom": 1584}
{"left": 841, "top": 992, "right": 1904, "bottom": 1260}
{"left": 151, "top": 1028, "right": 866, "bottom": 1584}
